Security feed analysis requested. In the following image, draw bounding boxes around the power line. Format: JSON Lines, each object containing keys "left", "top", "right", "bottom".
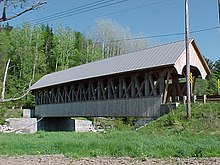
{"left": 26, "top": 0, "right": 129, "bottom": 25}
{"left": 93, "top": 26, "right": 220, "bottom": 43}
{"left": 17, "top": 0, "right": 173, "bottom": 26}
{"left": 26, "top": 0, "right": 114, "bottom": 24}
{"left": 73, "top": 0, "right": 174, "bottom": 25}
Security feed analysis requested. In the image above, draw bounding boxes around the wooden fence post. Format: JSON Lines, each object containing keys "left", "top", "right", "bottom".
{"left": 203, "top": 95, "right": 207, "bottom": 103}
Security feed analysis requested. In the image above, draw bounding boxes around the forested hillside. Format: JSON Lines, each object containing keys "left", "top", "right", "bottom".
{"left": 0, "top": 20, "right": 150, "bottom": 106}
{"left": 0, "top": 24, "right": 99, "bottom": 106}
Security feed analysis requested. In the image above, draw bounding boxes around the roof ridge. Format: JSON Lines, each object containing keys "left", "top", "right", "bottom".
{"left": 35, "top": 39, "right": 190, "bottom": 77}
{"left": 144, "top": 39, "right": 194, "bottom": 50}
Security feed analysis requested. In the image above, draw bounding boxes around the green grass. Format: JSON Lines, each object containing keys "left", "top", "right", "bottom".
{"left": 0, "top": 107, "right": 22, "bottom": 124}
{"left": 138, "top": 102, "right": 220, "bottom": 135}
{"left": 0, "top": 102, "right": 219, "bottom": 158}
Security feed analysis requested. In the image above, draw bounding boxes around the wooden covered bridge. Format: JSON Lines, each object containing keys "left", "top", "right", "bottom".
{"left": 30, "top": 39, "right": 210, "bottom": 122}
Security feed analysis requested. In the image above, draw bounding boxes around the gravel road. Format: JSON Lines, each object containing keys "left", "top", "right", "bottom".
{"left": 0, "top": 155, "right": 220, "bottom": 165}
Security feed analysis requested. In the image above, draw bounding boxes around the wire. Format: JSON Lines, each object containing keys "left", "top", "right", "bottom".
{"left": 94, "top": 26, "right": 220, "bottom": 43}
{"left": 18, "top": 0, "right": 172, "bottom": 26}
{"left": 31, "top": 0, "right": 129, "bottom": 25}
{"left": 73, "top": 0, "right": 174, "bottom": 24}
{"left": 27, "top": 0, "right": 114, "bottom": 24}
{"left": 12, "top": 0, "right": 219, "bottom": 43}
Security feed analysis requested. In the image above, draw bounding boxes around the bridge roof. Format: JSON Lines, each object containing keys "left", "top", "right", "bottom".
{"left": 30, "top": 39, "right": 210, "bottom": 90}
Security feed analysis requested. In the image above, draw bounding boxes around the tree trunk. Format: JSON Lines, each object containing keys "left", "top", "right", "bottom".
{"left": 1, "top": 59, "right": 10, "bottom": 101}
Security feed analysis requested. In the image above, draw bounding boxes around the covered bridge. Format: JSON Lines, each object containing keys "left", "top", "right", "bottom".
{"left": 31, "top": 39, "right": 210, "bottom": 119}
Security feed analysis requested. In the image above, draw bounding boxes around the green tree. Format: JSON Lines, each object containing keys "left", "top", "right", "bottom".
{"left": 0, "top": 23, "right": 103, "bottom": 106}
{"left": 0, "top": 24, "right": 47, "bottom": 105}
{"left": 41, "top": 24, "right": 55, "bottom": 73}
{"left": 195, "top": 57, "right": 220, "bottom": 95}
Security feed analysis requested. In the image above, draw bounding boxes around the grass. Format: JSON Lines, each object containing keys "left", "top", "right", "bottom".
{"left": 0, "top": 106, "right": 23, "bottom": 124}
{"left": 138, "top": 102, "right": 220, "bottom": 135}
{"left": 0, "top": 102, "right": 219, "bottom": 158}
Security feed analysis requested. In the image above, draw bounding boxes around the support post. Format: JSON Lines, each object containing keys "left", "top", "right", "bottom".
{"left": 185, "top": 0, "right": 191, "bottom": 119}
{"left": 203, "top": 95, "right": 207, "bottom": 103}
{"left": 144, "top": 73, "right": 149, "bottom": 96}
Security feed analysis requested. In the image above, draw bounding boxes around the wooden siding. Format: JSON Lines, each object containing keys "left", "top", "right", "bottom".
{"left": 35, "top": 96, "right": 162, "bottom": 117}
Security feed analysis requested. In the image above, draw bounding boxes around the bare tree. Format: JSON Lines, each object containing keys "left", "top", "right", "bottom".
{"left": 0, "top": 0, "right": 46, "bottom": 22}
{"left": 91, "top": 18, "right": 149, "bottom": 58}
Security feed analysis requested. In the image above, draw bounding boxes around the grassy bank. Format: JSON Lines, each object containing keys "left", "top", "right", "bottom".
{"left": 0, "top": 102, "right": 219, "bottom": 158}
{"left": 0, "top": 107, "right": 22, "bottom": 124}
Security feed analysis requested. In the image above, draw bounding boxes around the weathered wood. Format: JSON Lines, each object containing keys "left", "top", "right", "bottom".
{"left": 148, "top": 74, "right": 157, "bottom": 96}
{"left": 35, "top": 96, "right": 162, "bottom": 117}
{"left": 144, "top": 73, "right": 150, "bottom": 96}
{"left": 159, "top": 72, "right": 165, "bottom": 95}
{"left": 108, "top": 79, "right": 112, "bottom": 99}
{"left": 88, "top": 83, "right": 92, "bottom": 100}
{"left": 163, "top": 71, "right": 171, "bottom": 104}
{"left": 100, "top": 81, "right": 107, "bottom": 100}
{"left": 119, "top": 78, "right": 123, "bottom": 98}
{"left": 131, "top": 77, "right": 135, "bottom": 98}
{"left": 122, "top": 78, "right": 130, "bottom": 98}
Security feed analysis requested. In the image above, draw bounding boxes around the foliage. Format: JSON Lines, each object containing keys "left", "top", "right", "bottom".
{"left": 0, "top": 23, "right": 103, "bottom": 107}
{"left": 195, "top": 57, "right": 220, "bottom": 95}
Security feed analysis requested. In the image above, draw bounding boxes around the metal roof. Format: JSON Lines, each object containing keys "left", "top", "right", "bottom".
{"left": 30, "top": 40, "right": 192, "bottom": 90}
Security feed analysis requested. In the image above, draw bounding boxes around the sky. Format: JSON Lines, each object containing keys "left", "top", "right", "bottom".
{"left": 6, "top": 0, "right": 220, "bottom": 62}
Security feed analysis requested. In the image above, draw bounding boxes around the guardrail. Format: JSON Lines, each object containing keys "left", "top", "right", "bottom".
{"left": 167, "top": 95, "right": 220, "bottom": 104}
{"left": 196, "top": 95, "right": 220, "bottom": 103}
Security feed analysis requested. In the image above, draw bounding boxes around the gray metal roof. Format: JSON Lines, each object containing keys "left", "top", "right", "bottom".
{"left": 30, "top": 40, "right": 190, "bottom": 90}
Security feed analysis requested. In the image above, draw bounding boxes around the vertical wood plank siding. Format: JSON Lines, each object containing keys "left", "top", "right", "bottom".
{"left": 35, "top": 96, "right": 162, "bottom": 117}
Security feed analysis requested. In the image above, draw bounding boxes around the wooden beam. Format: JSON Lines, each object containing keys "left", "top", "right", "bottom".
{"left": 159, "top": 72, "right": 165, "bottom": 95}
{"left": 108, "top": 79, "right": 112, "bottom": 99}
{"left": 134, "top": 76, "right": 143, "bottom": 97}
{"left": 98, "top": 81, "right": 101, "bottom": 100}
{"left": 163, "top": 71, "right": 171, "bottom": 104}
{"left": 119, "top": 78, "right": 123, "bottom": 98}
{"left": 122, "top": 78, "right": 130, "bottom": 98}
{"left": 131, "top": 76, "right": 135, "bottom": 98}
{"left": 149, "top": 74, "right": 158, "bottom": 96}
{"left": 144, "top": 73, "right": 150, "bottom": 96}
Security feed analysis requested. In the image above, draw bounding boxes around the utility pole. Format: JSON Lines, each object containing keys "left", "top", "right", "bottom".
{"left": 185, "top": 0, "right": 191, "bottom": 119}
{"left": 218, "top": 0, "right": 220, "bottom": 24}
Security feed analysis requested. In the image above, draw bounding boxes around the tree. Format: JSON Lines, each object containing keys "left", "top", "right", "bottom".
{"left": 0, "top": 23, "right": 48, "bottom": 104}
{"left": 0, "top": 0, "right": 46, "bottom": 103}
{"left": 41, "top": 24, "right": 55, "bottom": 73}
{"left": 0, "top": 22, "right": 104, "bottom": 105}
{"left": 0, "top": 0, "right": 46, "bottom": 22}
{"left": 204, "top": 57, "right": 215, "bottom": 70}
{"left": 195, "top": 57, "right": 220, "bottom": 95}
{"left": 52, "top": 26, "right": 102, "bottom": 72}
{"left": 92, "top": 18, "right": 149, "bottom": 58}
